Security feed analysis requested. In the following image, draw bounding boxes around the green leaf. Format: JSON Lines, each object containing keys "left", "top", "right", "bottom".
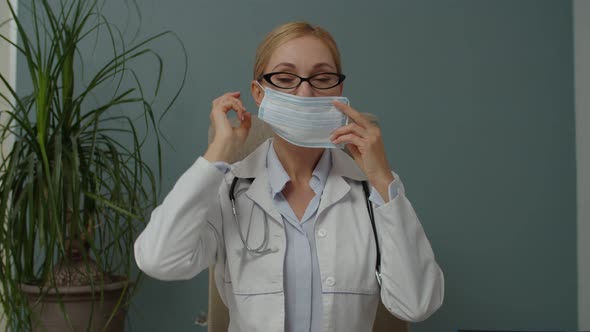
{"left": 0, "top": 0, "right": 187, "bottom": 329}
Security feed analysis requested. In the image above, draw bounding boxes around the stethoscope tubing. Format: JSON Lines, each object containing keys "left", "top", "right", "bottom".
{"left": 230, "top": 176, "right": 382, "bottom": 285}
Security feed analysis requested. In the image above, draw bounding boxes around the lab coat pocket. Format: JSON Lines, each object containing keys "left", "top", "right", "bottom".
{"left": 223, "top": 200, "right": 284, "bottom": 295}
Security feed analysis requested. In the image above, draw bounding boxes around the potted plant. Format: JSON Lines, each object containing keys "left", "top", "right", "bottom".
{"left": 0, "top": 0, "right": 184, "bottom": 330}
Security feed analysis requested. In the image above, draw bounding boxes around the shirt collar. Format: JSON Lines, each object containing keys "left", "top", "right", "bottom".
{"left": 229, "top": 138, "right": 367, "bottom": 183}
{"left": 266, "top": 140, "right": 331, "bottom": 198}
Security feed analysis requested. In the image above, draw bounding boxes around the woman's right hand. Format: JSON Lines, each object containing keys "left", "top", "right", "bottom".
{"left": 203, "top": 91, "right": 252, "bottom": 163}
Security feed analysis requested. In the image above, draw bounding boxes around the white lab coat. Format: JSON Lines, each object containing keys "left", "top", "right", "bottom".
{"left": 134, "top": 138, "right": 444, "bottom": 332}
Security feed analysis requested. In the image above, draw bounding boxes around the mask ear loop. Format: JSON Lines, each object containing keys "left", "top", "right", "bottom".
{"left": 255, "top": 80, "right": 267, "bottom": 94}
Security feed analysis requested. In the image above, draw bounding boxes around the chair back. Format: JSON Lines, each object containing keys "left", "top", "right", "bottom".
{"left": 206, "top": 115, "right": 409, "bottom": 332}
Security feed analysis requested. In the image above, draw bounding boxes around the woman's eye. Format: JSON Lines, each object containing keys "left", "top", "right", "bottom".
{"left": 272, "top": 74, "right": 298, "bottom": 85}
{"left": 312, "top": 74, "right": 337, "bottom": 84}
{"left": 314, "top": 74, "right": 334, "bottom": 80}
{"left": 277, "top": 77, "right": 295, "bottom": 83}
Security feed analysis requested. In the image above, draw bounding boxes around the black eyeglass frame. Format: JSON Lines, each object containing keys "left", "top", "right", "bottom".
{"left": 258, "top": 71, "right": 346, "bottom": 90}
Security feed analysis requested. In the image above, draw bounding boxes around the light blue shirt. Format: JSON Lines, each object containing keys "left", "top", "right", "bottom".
{"left": 214, "top": 142, "right": 399, "bottom": 332}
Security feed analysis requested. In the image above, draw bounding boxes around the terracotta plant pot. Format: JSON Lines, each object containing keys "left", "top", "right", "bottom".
{"left": 21, "top": 280, "right": 129, "bottom": 332}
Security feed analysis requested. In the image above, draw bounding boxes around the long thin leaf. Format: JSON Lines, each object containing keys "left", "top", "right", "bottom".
{"left": 0, "top": 0, "right": 187, "bottom": 329}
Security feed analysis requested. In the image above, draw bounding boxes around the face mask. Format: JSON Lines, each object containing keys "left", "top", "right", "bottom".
{"left": 256, "top": 83, "right": 350, "bottom": 149}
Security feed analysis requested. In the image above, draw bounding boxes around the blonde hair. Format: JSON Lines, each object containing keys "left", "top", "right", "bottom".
{"left": 253, "top": 22, "right": 342, "bottom": 79}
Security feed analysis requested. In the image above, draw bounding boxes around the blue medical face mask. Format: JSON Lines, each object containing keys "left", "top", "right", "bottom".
{"left": 256, "top": 83, "right": 350, "bottom": 149}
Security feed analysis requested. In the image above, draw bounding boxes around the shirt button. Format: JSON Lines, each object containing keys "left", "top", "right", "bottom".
{"left": 310, "top": 178, "right": 319, "bottom": 187}
{"left": 317, "top": 229, "right": 327, "bottom": 238}
{"left": 325, "top": 277, "right": 335, "bottom": 287}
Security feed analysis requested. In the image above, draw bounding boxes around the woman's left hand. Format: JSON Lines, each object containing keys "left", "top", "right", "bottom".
{"left": 330, "top": 101, "right": 395, "bottom": 199}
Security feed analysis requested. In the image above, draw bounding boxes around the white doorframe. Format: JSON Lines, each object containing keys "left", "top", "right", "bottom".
{"left": 0, "top": 0, "right": 17, "bottom": 330}
{"left": 574, "top": 1, "right": 590, "bottom": 330}
{"left": 0, "top": 0, "right": 17, "bottom": 160}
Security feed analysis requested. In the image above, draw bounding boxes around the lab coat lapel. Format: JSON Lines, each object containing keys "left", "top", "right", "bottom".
{"left": 230, "top": 139, "right": 283, "bottom": 226}
{"left": 317, "top": 148, "right": 368, "bottom": 219}
{"left": 245, "top": 176, "right": 283, "bottom": 227}
{"left": 317, "top": 173, "right": 350, "bottom": 219}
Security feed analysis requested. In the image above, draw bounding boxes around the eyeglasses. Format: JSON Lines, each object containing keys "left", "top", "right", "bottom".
{"left": 258, "top": 72, "right": 346, "bottom": 90}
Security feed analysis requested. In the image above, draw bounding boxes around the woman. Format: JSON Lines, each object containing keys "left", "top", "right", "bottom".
{"left": 134, "top": 22, "right": 444, "bottom": 332}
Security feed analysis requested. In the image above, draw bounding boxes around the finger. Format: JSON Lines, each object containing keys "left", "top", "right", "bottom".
{"left": 330, "top": 123, "right": 368, "bottom": 140}
{"left": 234, "top": 112, "right": 252, "bottom": 140}
{"left": 332, "top": 133, "right": 365, "bottom": 147}
{"left": 214, "top": 98, "right": 247, "bottom": 119}
{"left": 225, "top": 91, "right": 241, "bottom": 98}
{"left": 213, "top": 92, "right": 241, "bottom": 106}
{"left": 218, "top": 94, "right": 247, "bottom": 112}
{"left": 229, "top": 97, "right": 248, "bottom": 120}
{"left": 333, "top": 101, "right": 370, "bottom": 127}
{"left": 239, "top": 112, "right": 252, "bottom": 130}
{"left": 346, "top": 144, "right": 362, "bottom": 161}
{"left": 214, "top": 92, "right": 245, "bottom": 108}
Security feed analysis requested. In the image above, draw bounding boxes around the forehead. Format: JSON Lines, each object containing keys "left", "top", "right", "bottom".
{"left": 266, "top": 35, "right": 336, "bottom": 72}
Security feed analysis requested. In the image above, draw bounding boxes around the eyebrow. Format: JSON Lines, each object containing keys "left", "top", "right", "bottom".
{"left": 271, "top": 62, "right": 337, "bottom": 72}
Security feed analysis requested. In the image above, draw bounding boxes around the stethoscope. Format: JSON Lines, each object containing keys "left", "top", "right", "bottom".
{"left": 229, "top": 176, "right": 383, "bottom": 286}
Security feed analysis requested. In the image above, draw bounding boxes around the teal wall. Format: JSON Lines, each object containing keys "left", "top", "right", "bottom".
{"left": 17, "top": 0, "right": 577, "bottom": 331}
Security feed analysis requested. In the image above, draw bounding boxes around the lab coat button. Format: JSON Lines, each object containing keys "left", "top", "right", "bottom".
{"left": 325, "top": 277, "right": 335, "bottom": 286}
{"left": 318, "top": 229, "right": 327, "bottom": 238}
